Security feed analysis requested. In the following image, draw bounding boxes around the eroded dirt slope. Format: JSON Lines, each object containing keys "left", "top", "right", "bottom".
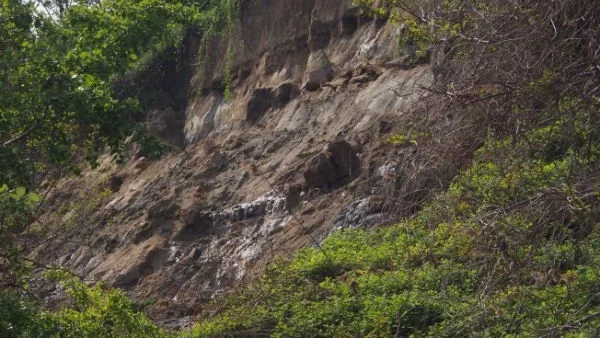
{"left": 31, "top": 0, "right": 478, "bottom": 327}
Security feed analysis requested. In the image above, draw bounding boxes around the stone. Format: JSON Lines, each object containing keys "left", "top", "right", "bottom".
{"left": 211, "top": 151, "right": 227, "bottom": 170}
{"left": 378, "top": 120, "right": 393, "bottom": 134}
{"left": 172, "top": 210, "right": 214, "bottom": 242}
{"left": 109, "top": 175, "right": 124, "bottom": 193}
{"left": 113, "top": 246, "right": 167, "bottom": 288}
{"left": 246, "top": 87, "right": 274, "bottom": 122}
{"left": 332, "top": 198, "right": 370, "bottom": 229}
{"left": 113, "top": 266, "right": 142, "bottom": 288}
{"left": 147, "top": 199, "right": 179, "bottom": 230}
{"left": 303, "top": 140, "right": 361, "bottom": 188}
{"left": 384, "top": 56, "right": 413, "bottom": 70}
{"left": 284, "top": 182, "right": 303, "bottom": 210}
{"left": 341, "top": 6, "right": 361, "bottom": 34}
{"left": 319, "top": 86, "right": 335, "bottom": 100}
{"left": 349, "top": 63, "right": 380, "bottom": 85}
{"left": 273, "top": 82, "right": 298, "bottom": 106}
{"left": 186, "top": 247, "right": 202, "bottom": 261}
{"left": 354, "top": 63, "right": 381, "bottom": 78}
{"left": 303, "top": 153, "right": 337, "bottom": 188}
{"left": 326, "top": 76, "right": 349, "bottom": 90}
{"left": 302, "top": 50, "right": 334, "bottom": 91}
{"left": 132, "top": 222, "right": 154, "bottom": 244}
{"left": 326, "top": 140, "right": 361, "bottom": 179}
{"left": 133, "top": 156, "right": 150, "bottom": 174}
{"left": 308, "top": 18, "right": 331, "bottom": 52}
{"left": 349, "top": 74, "right": 374, "bottom": 85}
{"left": 377, "top": 162, "right": 399, "bottom": 179}
{"left": 384, "top": 50, "right": 431, "bottom": 70}
{"left": 224, "top": 136, "right": 244, "bottom": 150}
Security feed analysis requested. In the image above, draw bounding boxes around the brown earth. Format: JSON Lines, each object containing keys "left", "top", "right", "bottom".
{"left": 30, "top": 0, "right": 480, "bottom": 328}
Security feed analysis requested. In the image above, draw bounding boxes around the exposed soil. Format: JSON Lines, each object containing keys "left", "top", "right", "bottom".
{"left": 29, "top": 0, "right": 482, "bottom": 328}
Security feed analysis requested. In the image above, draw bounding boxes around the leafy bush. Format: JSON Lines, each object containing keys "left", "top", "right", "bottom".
{"left": 48, "top": 273, "right": 170, "bottom": 338}
{"left": 0, "top": 1, "right": 238, "bottom": 336}
{"left": 0, "top": 291, "right": 54, "bottom": 338}
{"left": 1, "top": 273, "right": 172, "bottom": 338}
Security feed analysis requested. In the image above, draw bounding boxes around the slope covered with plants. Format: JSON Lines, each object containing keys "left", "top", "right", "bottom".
{"left": 189, "top": 0, "right": 600, "bottom": 336}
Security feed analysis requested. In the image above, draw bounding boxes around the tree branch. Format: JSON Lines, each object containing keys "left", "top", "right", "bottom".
{"left": 2, "top": 123, "right": 38, "bottom": 148}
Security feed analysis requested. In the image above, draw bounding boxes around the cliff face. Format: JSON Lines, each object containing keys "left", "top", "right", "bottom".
{"left": 32, "top": 0, "right": 464, "bottom": 327}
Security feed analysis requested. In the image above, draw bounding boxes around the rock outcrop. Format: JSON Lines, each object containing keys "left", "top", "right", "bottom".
{"left": 246, "top": 87, "right": 274, "bottom": 122}
{"left": 303, "top": 50, "right": 335, "bottom": 91}
{"left": 303, "top": 140, "right": 361, "bottom": 188}
{"left": 32, "top": 0, "right": 454, "bottom": 329}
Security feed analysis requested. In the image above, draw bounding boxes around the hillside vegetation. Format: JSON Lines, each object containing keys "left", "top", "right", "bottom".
{"left": 1, "top": 0, "right": 599, "bottom": 337}
{"left": 189, "top": 0, "right": 600, "bottom": 336}
{"left": 1, "top": 0, "right": 235, "bottom": 336}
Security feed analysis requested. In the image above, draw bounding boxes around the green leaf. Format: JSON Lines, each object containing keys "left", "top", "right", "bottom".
{"left": 12, "top": 186, "right": 26, "bottom": 200}
{"left": 27, "top": 192, "right": 40, "bottom": 203}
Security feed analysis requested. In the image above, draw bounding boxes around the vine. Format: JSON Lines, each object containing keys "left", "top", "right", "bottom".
{"left": 193, "top": 0, "right": 240, "bottom": 99}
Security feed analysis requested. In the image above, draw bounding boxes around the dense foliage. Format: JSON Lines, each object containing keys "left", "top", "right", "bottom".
{"left": 1, "top": 0, "right": 237, "bottom": 336}
{"left": 1, "top": 0, "right": 197, "bottom": 288}
{"left": 1, "top": 273, "right": 171, "bottom": 337}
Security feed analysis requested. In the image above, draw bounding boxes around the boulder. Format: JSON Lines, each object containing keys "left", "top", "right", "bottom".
{"left": 171, "top": 210, "right": 214, "bottom": 242}
{"left": 341, "top": 6, "right": 361, "bottom": 34}
{"left": 303, "top": 140, "right": 361, "bottom": 188}
{"left": 303, "top": 50, "right": 334, "bottom": 91}
{"left": 308, "top": 18, "right": 332, "bottom": 52}
{"left": 303, "top": 153, "right": 337, "bottom": 188}
{"left": 246, "top": 87, "right": 274, "bottom": 122}
{"left": 273, "top": 82, "right": 299, "bottom": 106}
{"left": 109, "top": 175, "right": 124, "bottom": 193}
{"left": 326, "top": 140, "right": 361, "bottom": 178}
{"left": 133, "top": 156, "right": 150, "bottom": 174}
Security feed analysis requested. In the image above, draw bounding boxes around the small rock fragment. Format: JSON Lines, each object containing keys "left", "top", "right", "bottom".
{"left": 303, "top": 140, "right": 361, "bottom": 188}
{"left": 246, "top": 88, "right": 274, "bottom": 122}
{"left": 308, "top": 19, "right": 331, "bottom": 52}
{"left": 303, "top": 50, "right": 334, "bottom": 91}
{"left": 273, "top": 82, "right": 299, "bottom": 106}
